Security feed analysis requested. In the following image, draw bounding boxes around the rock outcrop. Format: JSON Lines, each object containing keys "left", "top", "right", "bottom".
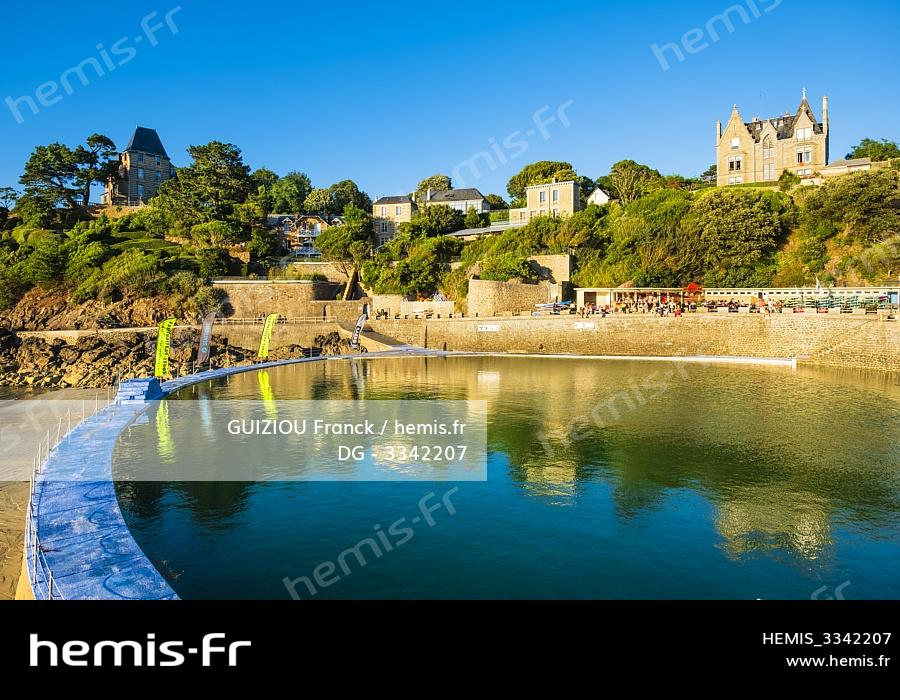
{"left": 0, "top": 288, "right": 183, "bottom": 332}
{"left": 0, "top": 330, "right": 336, "bottom": 389}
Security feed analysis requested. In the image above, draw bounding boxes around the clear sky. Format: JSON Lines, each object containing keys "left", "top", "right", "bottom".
{"left": 1, "top": 0, "right": 898, "bottom": 201}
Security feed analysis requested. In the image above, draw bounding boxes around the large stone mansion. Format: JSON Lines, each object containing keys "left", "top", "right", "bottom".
{"left": 101, "top": 126, "right": 175, "bottom": 206}
{"left": 716, "top": 91, "right": 829, "bottom": 186}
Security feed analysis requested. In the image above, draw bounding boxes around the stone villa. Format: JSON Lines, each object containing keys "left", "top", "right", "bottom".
{"left": 716, "top": 91, "right": 830, "bottom": 186}
{"left": 101, "top": 126, "right": 175, "bottom": 206}
{"left": 372, "top": 195, "right": 417, "bottom": 246}
{"left": 508, "top": 179, "right": 583, "bottom": 224}
{"left": 372, "top": 187, "right": 489, "bottom": 246}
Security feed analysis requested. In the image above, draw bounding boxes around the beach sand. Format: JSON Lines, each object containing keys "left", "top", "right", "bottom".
{"left": 0, "top": 482, "right": 28, "bottom": 600}
{"left": 0, "top": 388, "right": 110, "bottom": 600}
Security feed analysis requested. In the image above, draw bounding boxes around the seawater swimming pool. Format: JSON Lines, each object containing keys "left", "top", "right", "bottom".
{"left": 113, "top": 355, "right": 900, "bottom": 600}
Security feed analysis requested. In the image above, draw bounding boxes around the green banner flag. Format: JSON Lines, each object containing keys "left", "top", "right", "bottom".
{"left": 154, "top": 318, "right": 177, "bottom": 378}
{"left": 257, "top": 314, "right": 279, "bottom": 360}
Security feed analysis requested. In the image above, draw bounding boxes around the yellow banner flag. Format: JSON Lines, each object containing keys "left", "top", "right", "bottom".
{"left": 257, "top": 314, "right": 279, "bottom": 360}
{"left": 154, "top": 318, "right": 177, "bottom": 378}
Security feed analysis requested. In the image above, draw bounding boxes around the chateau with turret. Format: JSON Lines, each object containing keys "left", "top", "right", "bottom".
{"left": 101, "top": 126, "right": 175, "bottom": 206}
{"left": 716, "top": 91, "right": 829, "bottom": 187}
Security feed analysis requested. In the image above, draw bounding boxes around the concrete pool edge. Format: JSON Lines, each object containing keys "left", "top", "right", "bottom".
{"left": 25, "top": 348, "right": 798, "bottom": 600}
{"left": 25, "top": 349, "right": 437, "bottom": 600}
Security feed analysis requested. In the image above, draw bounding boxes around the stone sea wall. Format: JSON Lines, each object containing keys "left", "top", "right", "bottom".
{"left": 370, "top": 315, "right": 900, "bottom": 372}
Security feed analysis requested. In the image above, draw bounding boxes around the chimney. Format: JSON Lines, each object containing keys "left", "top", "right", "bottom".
{"left": 822, "top": 95, "right": 829, "bottom": 135}
{"left": 716, "top": 120, "right": 722, "bottom": 142}
{"left": 426, "top": 187, "right": 433, "bottom": 202}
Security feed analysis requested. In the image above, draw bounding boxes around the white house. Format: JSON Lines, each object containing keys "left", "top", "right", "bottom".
{"left": 421, "top": 187, "right": 490, "bottom": 214}
{"left": 587, "top": 188, "right": 611, "bottom": 206}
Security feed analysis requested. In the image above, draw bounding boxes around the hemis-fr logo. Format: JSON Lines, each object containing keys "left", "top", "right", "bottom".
{"left": 30, "top": 633, "right": 251, "bottom": 668}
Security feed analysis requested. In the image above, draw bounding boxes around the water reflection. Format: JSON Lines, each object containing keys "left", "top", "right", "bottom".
{"left": 115, "top": 356, "right": 900, "bottom": 597}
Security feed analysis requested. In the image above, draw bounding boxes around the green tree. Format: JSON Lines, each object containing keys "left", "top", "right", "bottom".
{"left": 251, "top": 167, "right": 279, "bottom": 190}
{"left": 464, "top": 207, "right": 486, "bottom": 229}
{"left": 485, "top": 193, "right": 508, "bottom": 210}
{"left": 0, "top": 187, "right": 17, "bottom": 227}
{"left": 606, "top": 160, "right": 663, "bottom": 204}
{"left": 270, "top": 171, "right": 312, "bottom": 213}
{"left": 315, "top": 204, "right": 373, "bottom": 299}
{"left": 20, "top": 235, "right": 67, "bottom": 285}
{"left": 304, "top": 188, "right": 333, "bottom": 214}
{"left": 196, "top": 247, "right": 232, "bottom": 278}
{"left": 405, "top": 204, "right": 465, "bottom": 237}
{"left": 0, "top": 187, "right": 18, "bottom": 211}
{"left": 778, "top": 169, "right": 801, "bottom": 192}
{"left": 74, "top": 134, "right": 118, "bottom": 206}
{"left": 362, "top": 233, "right": 462, "bottom": 297}
{"left": 20, "top": 143, "right": 82, "bottom": 212}
{"left": 235, "top": 186, "right": 272, "bottom": 228}
{"left": 248, "top": 228, "right": 278, "bottom": 260}
{"left": 507, "top": 161, "right": 576, "bottom": 201}
{"left": 190, "top": 221, "right": 242, "bottom": 247}
{"left": 153, "top": 142, "right": 252, "bottom": 227}
{"left": 329, "top": 180, "right": 371, "bottom": 213}
{"left": 846, "top": 138, "right": 900, "bottom": 162}
{"left": 685, "top": 189, "right": 791, "bottom": 286}
{"left": 479, "top": 252, "right": 537, "bottom": 282}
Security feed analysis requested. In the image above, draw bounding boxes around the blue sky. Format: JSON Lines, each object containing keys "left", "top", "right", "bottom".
{"left": 1, "top": 0, "right": 898, "bottom": 201}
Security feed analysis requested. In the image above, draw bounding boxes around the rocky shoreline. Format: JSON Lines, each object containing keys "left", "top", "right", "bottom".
{"left": 0, "top": 328, "right": 358, "bottom": 390}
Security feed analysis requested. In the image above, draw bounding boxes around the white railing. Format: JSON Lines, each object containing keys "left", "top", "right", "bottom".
{"left": 25, "top": 387, "right": 118, "bottom": 600}
{"left": 214, "top": 316, "right": 337, "bottom": 326}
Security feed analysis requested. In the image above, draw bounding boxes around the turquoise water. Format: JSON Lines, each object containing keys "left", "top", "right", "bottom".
{"left": 114, "top": 357, "right": 900, "bottom": 599}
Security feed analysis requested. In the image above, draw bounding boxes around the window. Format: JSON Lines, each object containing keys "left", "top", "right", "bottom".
{"left": 379, "top": 235, "right": 390, "bottom": 247}
{"left": 395, "top": 206, "right": 402, "bottom": 216}
{"left": 796, "top": 148, "right": 812, "bottom": 164}
{"left": 155, "top": 170, "right": 161, "bottom": 182}
{"left": 763, "top": 164, "right": 776, "bottom": 180}
{"left": 762, "top": 137, "right": 774, "bottom": 160}
{"left": 156, "top": 156, "right": 161, "bottom": 166}
{"left": 552, "top": 208, "right": 559, "bottom": 217}
{"left": 796, "top": 127, "right": 812, "bottom": 141}
{"left": 552, "top": 189, "right": 559, "bottom": 202}
{"left": 137, "top": 154, "right": 144, "bottom": 164}
{"left": 731, "top": 137, "right": 740, "bottom": 150}
{"left": 137, "top": 168, "right": 145, "bottom": 179}
{"left": 381, "top": 222, "right": 388, "bottom": 233}
{"left": 137, "top": 184, "right": 145, "bottom": 198}
{"left": 381, "top": 206, "right": 387, "bottom": 216}
{"left": 728, "top": 156, "right": 742, "bottom": 172}
{"left": 283, "top": 221, "right": 292, "bottom": 234}
{"left": 539, "top": 191, "right": 547, "bottom": 203}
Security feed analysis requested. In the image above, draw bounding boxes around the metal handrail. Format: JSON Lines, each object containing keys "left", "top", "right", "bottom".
{"left": 25, "top": 385, "right": 118, "bottom": 600}
{"left": 214, "top": 317, "right": 338, "bottom": 326}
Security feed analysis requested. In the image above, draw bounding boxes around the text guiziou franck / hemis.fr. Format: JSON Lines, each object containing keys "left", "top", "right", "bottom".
{"left": 226, "top": 419, "right": 468, "bottom": 437}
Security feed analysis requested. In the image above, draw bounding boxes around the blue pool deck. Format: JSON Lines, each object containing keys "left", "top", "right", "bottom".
{"left": 27, "top": 350, "right": 435, "bottom": 600}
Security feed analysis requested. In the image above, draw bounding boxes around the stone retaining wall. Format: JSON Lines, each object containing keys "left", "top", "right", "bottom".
{"left": 467, "top": 279, "right": 552, "bottom": 317}
{"left": 371, "top": 315, "right": 900, "bottom": 372}
{"left": 211, "top": 281, "right": 366, "bottom": 322}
